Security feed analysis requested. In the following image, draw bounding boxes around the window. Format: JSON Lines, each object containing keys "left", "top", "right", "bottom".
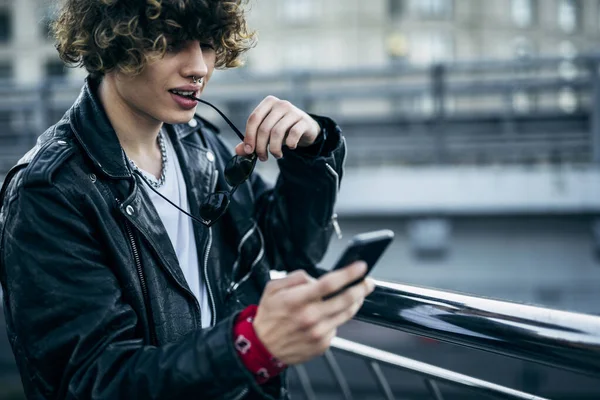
{"left": 408, "top": 219, "right": 451, "bottom": 259}
{"left": 0, "top": 10, "right": 11, "bottom": 43}
{"left": 512, "top": 0, "right": 535, "bottom": 27}
{"left": 512, "top": 90, "right": 532, "bottom": 114}
{"left": 282, "top": 42, "right": 313, "bottom": 70}
{"left": 558, "top": 87, "right": 578, "bottom": 113}
{"left": 598, "top": 0, "right": 600, "bottom": 32}
{"left": 559, "top": 40, "right": 578, "bottom": 59}
{"left": 558, "top": 0, "right": 580, "bottom": 33}
{"left": 0, "top": 62, "right": 11, "bottom": 79}
{"left": 38, "top": 0, "right": 59, "bottom": 40}
{"left": 409, "top": 33, "right": 454, "bottom": 64}
{"left": 386, "top": 32, "right": 409, "bottom": 59}
{"left": 389, "top": 0, "right": 404, "bottom": 18}
{"left": 45, "top": 60, "right": 67, "bottom": 78}
{"left": 408, "top": 0, "right": 453, "bottom": 19}
{"left": 279, "top": 0, "right": 314, "bottom": 23}
{"left": 513, "top": 36, "right": 535, "bottom": 58}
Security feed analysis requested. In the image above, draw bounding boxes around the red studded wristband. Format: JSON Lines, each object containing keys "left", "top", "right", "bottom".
{"left": 233, "top": 305, "right": 287, "bottom": 384}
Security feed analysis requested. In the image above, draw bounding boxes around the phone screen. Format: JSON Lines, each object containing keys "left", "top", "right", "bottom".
{"left": 325, "top": 229, "right": 394, "bottom": 299}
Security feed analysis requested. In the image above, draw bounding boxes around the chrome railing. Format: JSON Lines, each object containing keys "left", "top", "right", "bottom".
{"left": 318, "top": 338, "right": 547, "bottom": 399}
{"left": 2, "top": 55, "right": 600, "bottom": 174}
{"left": 291, "top": 271, "right": 600, "bottom": 399}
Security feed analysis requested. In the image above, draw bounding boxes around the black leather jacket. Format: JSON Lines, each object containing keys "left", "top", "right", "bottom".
{"left": 0, "top": 78, "right": 346, "bottom": 400}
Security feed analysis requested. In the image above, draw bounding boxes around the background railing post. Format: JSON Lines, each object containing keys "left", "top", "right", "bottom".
{"left": 432, "top": 63, "right": 447, "bottom": 164}
{"left": 590, "top": 58, "right": 600, "bottom": 165}
{"left": 368, "top": 361, "right": 396, "bottom": 400}
{"left": 293, "top": 365, "right": 318, "bottom": 400}
{"left": 323, "top": 350, "right": 353, "bottom": 400}
{"left": 424, "top": 379, "right": 446, "bottom": 400}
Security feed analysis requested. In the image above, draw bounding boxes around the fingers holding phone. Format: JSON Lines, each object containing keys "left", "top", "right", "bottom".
{"left": 253, "top": 230, "right": 392, "bottom": 366}
{"left": 318, "top": 261, "right": 375, "bottom": 320}
{"left": 253, "top": 261, "right": 375, "bottom": 365}
{"left": 324, "top": 229, "right": 394, "bottom": 300}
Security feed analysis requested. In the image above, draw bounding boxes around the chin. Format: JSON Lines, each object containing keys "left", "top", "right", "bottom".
{"left": 162, "top": 109, "right": 197, "bottom": 125}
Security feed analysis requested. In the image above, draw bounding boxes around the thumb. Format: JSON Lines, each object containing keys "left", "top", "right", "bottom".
{"left": 234, "top": 142, "right": 246, "bottom": 156}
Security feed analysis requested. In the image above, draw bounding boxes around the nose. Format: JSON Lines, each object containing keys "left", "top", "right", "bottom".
{"left": 181, "top": 40, "right": 209, "bottom": 81}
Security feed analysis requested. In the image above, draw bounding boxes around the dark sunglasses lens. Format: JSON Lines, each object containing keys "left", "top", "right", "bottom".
{"left": 225, "top": 155, "right": 257, "bottom": 187}
{"left": 200, "top": 192, "right": 230, "bottom": 223}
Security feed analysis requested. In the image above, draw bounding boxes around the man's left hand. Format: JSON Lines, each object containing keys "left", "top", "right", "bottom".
{"left": 234, "top": 95, "right": 321, "bottom": 161}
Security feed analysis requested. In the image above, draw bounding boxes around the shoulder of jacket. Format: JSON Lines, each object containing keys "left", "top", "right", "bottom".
{"left": 19, "top": 127, "right": 77, "bottom": 189}
{"left": 0, "top": 127, "right": 77, "bottom": 217}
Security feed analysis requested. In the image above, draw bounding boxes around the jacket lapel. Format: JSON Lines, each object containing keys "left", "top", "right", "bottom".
{"left": 119, "top": 178, "right": 192, "bottom": 292}
{"left": 168, "top": 125, "right": 216, "bottom": 221}
{"left": 68, "top": 77, "right": 207, "bottom": 298}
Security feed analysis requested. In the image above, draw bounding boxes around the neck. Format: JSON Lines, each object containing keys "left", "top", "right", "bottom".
{"left": 98, "top": 76, "right": 162, "bottom": 160}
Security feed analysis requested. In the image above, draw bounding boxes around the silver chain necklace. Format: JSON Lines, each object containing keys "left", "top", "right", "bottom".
{"left": 128, "top": 130, "right": 168, "bottom": 188}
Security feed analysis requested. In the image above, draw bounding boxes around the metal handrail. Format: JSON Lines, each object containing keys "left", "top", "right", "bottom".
{"left": 270, "top": 270, "right": 600, "bottom": 398}
{"left": 326, "top": 337, "right": 548, "bottom": 400}
{"left": 352, "top": 277, "right": 600, "bottom": 378}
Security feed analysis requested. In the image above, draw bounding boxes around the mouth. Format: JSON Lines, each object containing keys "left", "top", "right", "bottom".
{"left": 169, "top": 89, "right": 198, "bottom": 99}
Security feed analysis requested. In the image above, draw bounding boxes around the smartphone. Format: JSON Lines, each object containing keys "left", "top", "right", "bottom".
{"left": 324, "top": 229, "right": 394, "bottom": 299}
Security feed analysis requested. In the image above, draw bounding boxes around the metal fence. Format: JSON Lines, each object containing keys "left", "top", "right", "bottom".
{"left": 2, "top": 55, "right": 600, "bottom": 176}
{"left": 205, "top": 55, "right": 600, "bottom": 167}
{"left": 287, "top": 272, "right": 600, "bottom": 399}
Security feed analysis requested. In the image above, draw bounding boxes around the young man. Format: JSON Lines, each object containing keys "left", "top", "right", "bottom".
{"left": 0, "top": 0, "right": 373, "bottom": 399}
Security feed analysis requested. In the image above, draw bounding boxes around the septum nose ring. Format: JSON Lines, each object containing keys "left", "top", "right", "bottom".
{"left": 192, "top": 76, "right": 203, "bottom": 84}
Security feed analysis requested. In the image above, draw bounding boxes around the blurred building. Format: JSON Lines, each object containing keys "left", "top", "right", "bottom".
{"left": 1, "top": 1, "right": 600, "bottom": 398}
{"left": 0, "top": 0, "right": 86, "bottom": 84}
{"left": 243, "top": 0, "right": 600, "bottom": 72}
{"left": 1, "top": 0, "right": 600, "bottom": 82}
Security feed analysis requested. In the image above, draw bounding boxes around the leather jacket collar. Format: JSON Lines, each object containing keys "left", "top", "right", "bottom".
{"left": 69, "top": 76, "right": 202, "bottom": 180}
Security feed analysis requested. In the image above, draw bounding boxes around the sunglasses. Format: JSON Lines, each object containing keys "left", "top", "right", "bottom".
{"left": 137, "top": 97, "right": 257, "bottom": 228}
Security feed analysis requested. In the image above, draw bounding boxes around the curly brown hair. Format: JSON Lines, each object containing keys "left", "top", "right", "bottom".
{"left": 53, "top": 0, "right": 256, "bottom": 76}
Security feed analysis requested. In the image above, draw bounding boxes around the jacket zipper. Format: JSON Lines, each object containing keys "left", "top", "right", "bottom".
{"left": 231, "top": 387, "right": 248, "bottom": 400}
{"left": 203, "top": 227, "right": 217, "bottom": 326}
{"left": 251, "top": 227, "right": 265, "bottom": 269}
{"left": 232, "top": 222, "right": 258, "bottom": 280}
{"left": 116, "top": 187, "right": 203, "bottom": 330}
{"left": 120, "top": 206, "right": 158, "bottom": 346}
{"left": 325, "top": 163, "right": 343, "bottom": 239}
{"left": 202, "top": 170, "right": 218, "bottom": 327}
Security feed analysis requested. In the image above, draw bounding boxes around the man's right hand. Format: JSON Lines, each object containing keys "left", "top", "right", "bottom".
{"left": 252, "top": 262, "right": 375, "bottom": 365}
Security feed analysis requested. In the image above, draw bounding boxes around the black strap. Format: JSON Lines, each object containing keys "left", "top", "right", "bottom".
{"left": 194, "top": 97, "right": 246, "bottom": 142}
{"left": 135, "top": 171, "right": 210, "bottom": 227}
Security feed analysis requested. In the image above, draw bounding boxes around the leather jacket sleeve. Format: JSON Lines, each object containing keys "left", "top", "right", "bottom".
{"left": 0, "top": 181, "right": 266, "bottom": 400}
{"left": 251, "top": 115, "right": 346, "bottom": 274}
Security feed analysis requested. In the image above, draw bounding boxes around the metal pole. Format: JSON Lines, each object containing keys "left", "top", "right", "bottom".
{"left": 293, "top": 364, "right": 318, "bottom": 400}
{"left": 323, "top": 349, "right": 353, "bottom": 400}
{"left": 431, "top": 63, "right": 447, "bottom": 164}
{"left": 424, "top": 379, "right": 445, "bottom": 400}
{"left": 351, "top": 277, "right": 600, "bottom": 378}
{"left": 590, "top": 59, "right": 600, "bottom": 164}
{"left": 367, "top": 361, "right": 396, "bottom": 400}
{"left": 332, "top": 337, "right": 548, "bottom": 400}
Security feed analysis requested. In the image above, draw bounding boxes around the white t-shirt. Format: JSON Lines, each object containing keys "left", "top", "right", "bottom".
{"left": 134, "top": 131, "right": 212, "bottom": 328}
